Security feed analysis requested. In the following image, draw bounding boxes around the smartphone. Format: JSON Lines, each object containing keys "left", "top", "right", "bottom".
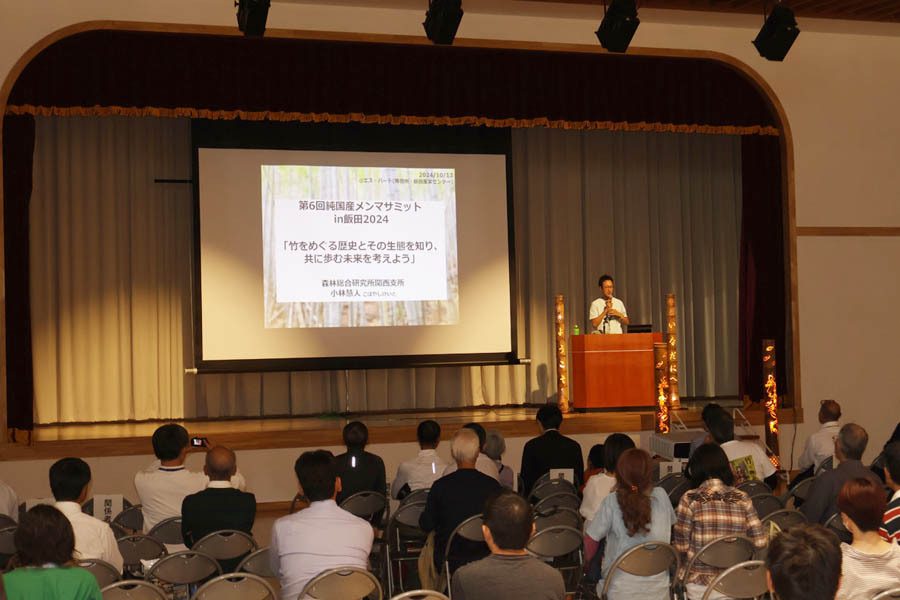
{"left": 190, "top": 436, "right": 209, "bottom": 447}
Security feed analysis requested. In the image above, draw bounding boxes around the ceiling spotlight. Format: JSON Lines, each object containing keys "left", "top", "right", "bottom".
{"left": 595, "top": 0, "right": 640, "bottom": 53}
{"left": 424, "top": 0, "right": 464, "bottom": 45}
{"left": 236, "top": 0, "right": 271, "bottom": 37}
{"left": 752, "top": 3, "right": 800, "bottom": 61}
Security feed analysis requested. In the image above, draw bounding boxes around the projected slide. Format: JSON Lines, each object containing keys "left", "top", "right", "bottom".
{"left": 262, "top": 165, "right": 460, "bottom": 328}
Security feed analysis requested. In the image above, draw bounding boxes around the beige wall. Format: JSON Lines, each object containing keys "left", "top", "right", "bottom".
{"left": 1, "top": 2, "right": 899, "bottom": 491}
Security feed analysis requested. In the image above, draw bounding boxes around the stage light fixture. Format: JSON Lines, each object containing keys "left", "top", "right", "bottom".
{"left": 752, "top": 3, "right": 800, "bottom": 61}
{"left": 236, "top": 0, "right": 271, "bottom": 37}
{"left": 595, "top": 0, "right": 640, "bottom": 53}
{"left": 423, "top": 0, "right": 464, "bottom": 45}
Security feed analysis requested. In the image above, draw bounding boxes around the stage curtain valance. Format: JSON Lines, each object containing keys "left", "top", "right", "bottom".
{"left": 6, "top": 30, "right": 778, "bottom": 136}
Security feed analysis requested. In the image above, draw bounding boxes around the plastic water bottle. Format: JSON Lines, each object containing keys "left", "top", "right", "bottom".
{"left": 573, "top": 324, "right": 580, "bottom": 335}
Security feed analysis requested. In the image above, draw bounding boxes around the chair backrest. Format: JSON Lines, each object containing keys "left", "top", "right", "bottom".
{"left": 116, "top": 534, "right": 167, "bottom": 570}
{"left": 525, "top": 525, "right": 583, "bottom": 559}
{"left": 600, "top": 541, "right": 679, "bottom": 599}
{"left": 400, "top": 488, "right": 429, "bottom": 506}
{"left": 736, "top": 480, "right": 770, "bottom": 497}
{"left": 145, "top": 550, "right": 221, "bottom": 585}
{"left": 112, "top": 504, "right": 144, "bottom": 533}
{"left": 816, "top": 455, "right": 834, "bottom": 475}
{"left": 387, "top": 500, "right": 427, "bottom": 550}
{"left": 290, "top": 492, "right": 309, "bottom": 514}
{"left": 340, "top": 491, "right": 388, "bottom": 520}
{"left": 667, "top": 478, "right": 694, "bottom": 508}
{"left": 101, "top": 579, "right": 169, "bottom": 600}
{"left": 533, "top": 506, "right": 583, "bottom": 533}
{"left": 443, "top": 514, "right": 485, "bottom": 576}
{"left": 529, "top": 478, "right": 578, "bottom": 503}
{"left": 656, "top": 472, "right": 686, "bottom": 494}
{"left": 761, "top": 509, "right": 807, "bottom": 535}
{"left": 788, "top": 476, "right": 815, "bottom": 504}
{"left": 389, "top": 590, "right": 450, "bottom": 600}
{"left": 873, "top": 587, "right": 900, "bottom": 600}
{"left": 147, "top": 515, "right": 183, "bottom": 545}
{"left": 532, "top": 472, "right": 553, "bottom": 490}
{"left": 681, "top": 535, "right": 756, "bottom": 588}
{"left": 0, "top": 526, "right": 16, "bottom": 554}
{"left": 824, "top": 512, "right": 853, "bottom": 544}
{"left": 0, "top": 514, "right": 16, "bottom": 528}
{"left": 749, "top": 493, "right": 784, "bottom": 519}
{"left": 77, "top": 558, "right": 122, "bottom": 588}
{"left": 110, "top": 521, "right": 131, "bottom": 540}
{"left": 702, "top": 560, "right": 768, "bottom": 600}
{"left": 236, "top": 546, "right": 275, "bottom": 578}
{"left": 301, "top": 566, "right": 383, "bottom": 600}
{"left": 192, "top": 572, "right": 277, "bottom": 600}
{"left": 533, "top": 492, "right": 581, "bottom": 513}
{"left": 193, "top": 529, "right": 258, "bottom": 560}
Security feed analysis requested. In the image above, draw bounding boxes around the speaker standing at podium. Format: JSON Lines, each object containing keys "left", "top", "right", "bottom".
{"left": 589, "top": 274, "right": 629, "bottom": 334}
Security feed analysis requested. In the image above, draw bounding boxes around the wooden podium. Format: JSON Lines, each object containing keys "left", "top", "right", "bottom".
{"left": 570, "top": 333, "right": 662, "bottom": 410}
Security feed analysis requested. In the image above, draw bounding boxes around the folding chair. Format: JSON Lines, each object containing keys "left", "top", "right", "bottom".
{"left": 784, "top": 475, "right": 815, "bottom": 508}
{"left": 534, "top": 492, "right": 581, "bottom": 513}
{"left": 677, "top": 535, "right": 757, "bottom": 599}
{"left": 389, "top": 590, "right": 450, "bottom": 600}
{"left": 600, "top": 541, "right": 680, "bottom": 600}
{"left": 0, "top": 526, "right": 17, "bottom": 570}
{"left": 749, "top": 493, "right": 783, "bottom": 519}
{"left": 384, "top": 500, "right": 428, "bottom": 597}
{"left": 815, "top": 456, "right": 834, "bottom": 475}
{"left": 0, "top": 514, "right": 16, "bottom": 528}
{"left": 873, "top": 588, "right": 900, "bottom": 600}
{"left": 116, "top": 534, "right": 166, "bottom": 576}
{"left": 400, "top": 489, "right": 429, "bottom": 506}
{"left": 144, "top": 550, "right": 221, "bottom": 592}
{"left": 760, "top": 509, "right": 806, "bottom": 534}
{"left": 77, "top": 558, "right": 122, "bottom": 588}
{"left": 192, "top": 572, "right": 277, "bottom": 600}
{"left": 529, "top": 479, "right": 578, "bottom": 504}
{"left": 341, "top": 490, "right": 389, "bottom": 526}
{"left": 736, "top": 480, "right": 770, "bottom": 498}
{"left": 701, "top": 560, "right": 768, "bottom": 600}
{"left": 668, "top": 477, "right": 694, "bottom": 508}
{"left": 442, "top": 514, "right": 486, "bottom": 595}
{"left": 525, "top": 524, "right": 584, "bottom": 594}
{"left": 113, "top": 504, "right": 144, "bottom": 534}
{"left": 301, "top": 566, "right": 383, "bottom": 600}
{"left": 824, "top": 513, "right": 852, "bottom": 544}
{"left": 657, "top": 473, "right": 686, "bottom": 494}
{"left": 236, "top": 546, "right": 276, "bottom": 578}
{"left": 147, "top": 516, "right": 183, "bottom": 545}
{"left": 533, "top": 505, "right": 583, "bottom": 533}
{"left": 193, "top": 529, "right": 258, "bottom": 572}
{"left": 101, "top": 579, "right": 168, "bottom": 600}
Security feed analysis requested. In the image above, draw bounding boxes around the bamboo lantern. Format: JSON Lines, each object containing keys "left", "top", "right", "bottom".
{"left": 654, "top": 342, "right": 670, "bottom": 434}
{"left": 555, "top": 295, "right": 570, "bottom": 413}
{"left": 665, "top": 293, "right": 681, "bottom": 410}
{"left": 762, "top": 338, "right": 780, "bottom": 468}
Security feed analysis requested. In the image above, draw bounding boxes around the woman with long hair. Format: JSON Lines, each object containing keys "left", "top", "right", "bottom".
{"left": 834, "top": 477, "right": 900, "bottom": 600}
{"left": 0, "top": 505, "right": 102, "bottom": 599}
{"left": 580, "top": 433, "right": 635, "bottom": 526}
{"left": 584, "top": 448, "right": 676, "bottom": 599}
{"left": 673, "top": 443, "right": 767, "bottom": 600}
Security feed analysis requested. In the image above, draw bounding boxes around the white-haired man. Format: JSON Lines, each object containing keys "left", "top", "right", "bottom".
{"left": 420, "top": 428, "right": 501, "bottom": 577}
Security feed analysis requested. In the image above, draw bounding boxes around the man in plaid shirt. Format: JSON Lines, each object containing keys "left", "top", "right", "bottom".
{"left": 673, "top": 444, "right": 767, "bottom": 600}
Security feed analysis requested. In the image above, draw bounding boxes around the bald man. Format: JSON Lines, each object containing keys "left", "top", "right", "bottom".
{"left": 181, "top": 446, "right": 256, "bottom": 563}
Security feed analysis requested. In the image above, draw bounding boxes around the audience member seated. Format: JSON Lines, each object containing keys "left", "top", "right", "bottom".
{"left": 580, "top": 434, "right": 635, "bottom": 526}
{"left": 673, "top": 444, "right": 767, "bottom": 600}
{"left": 270, "top": 450, "right": 374, "bottom": 600}
{"left": 335, "top": 421, "right": 387, "bottom": 508}
{"left": 0, "top": 505, "right": 102, "bottom": 600}
{"left": 391, "top": 419, "right": 448, "bottom": 499}
{"left": 450, "top": 489, "right": 565, "bottom": 600}
{"left": 881, "top": 441, "right": 900, "bottom": 544}
{"left": 765, "top": 524, "right": 842, "bottom": 600}
{"left": 421, "top": 428, "right": 501, "bottom": 576}
{"left": 689, "top": 403, "right": 728, "bottom": 456}
{"left": 521, "top": 405, "right": 584, "bottom": 494}
{"left": 708, "top": 410, "right": 777, "bottom": 489}
{"left": 181, "top": 445, "right": 256, "bottom": 570}
{"left": 484, "top": 430, "right": 514, "bottom": 490}
{"left": 584, "top": 448, "right": 676, "bottom": 599}
{"left": 802, "top": 423, "right": 881, "bottom": 525}
{"left": 49, "top": 458, "right": 124, "bottom": 573}
{"left": 581, "top": 443, "right": 605, "bottom": 492}
{"left": 134, "top": 424, "right": 246, "bottom": 531}
{"left": 874, "top": 423, "right": 900, "bottom": 484}
{"left": 0, "top": 479, "right": 18, "bottom": 523}
{"left": 834, "top": 477, "right": 900, "bottom": 600}
{"left": 794, "top": 400, "right": 841, "bottom": 485}
{"left": 442, "top": 423, "right": 500, "bottom": 481}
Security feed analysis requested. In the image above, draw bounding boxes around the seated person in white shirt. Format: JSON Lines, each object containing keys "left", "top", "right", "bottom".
{"left": 270, "top": 450, "right": 375, "bottom": 600}
{"left": 134, "top": 424, "right": 246, "bottom": 532}
{"left": 442, "top": 423, "right": 500, "bottom": 482}
{"left": 50, "top": 457, "right": 124, "bottom": 573}
{"left": 0, "top": 479, "right": 18, "bottom": 523}
{"left": 793, "top": 400, "right": 841, "bottom": 486}
{"left": 708, "top": 410, "right": 778, "bottom": 489}
{"left": 392, "top": 419, "right": 449, "bottom": 499}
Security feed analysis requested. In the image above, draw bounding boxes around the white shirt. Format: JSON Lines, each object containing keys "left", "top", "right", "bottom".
{"left": 720, "top": 440, "right": 776, "bottom": 482}
{"left": 798, "top": 421, "right": 840, "bottom": 471}
{"left": 391, "top": 449, "right": 449, "bottom": 499}
{"left": 133, "top": 461, "right": 247, "bottom": 531}
{"left": 269, "top": 499, "right": 374, "bottom": 600}
{"left": 441, "top": 453, "right": 500, "bottom": 481}
{"left": 589, "top": 296, "right": 628, "bottom": 334}
{"left": 580, "top": 472, "right": 616, "bottom": 524}
{"left": 0, "top": 480, "right": 18, "bottom": 522}
{"left": 55, "top": 501, "right": 124, "bottom": 573}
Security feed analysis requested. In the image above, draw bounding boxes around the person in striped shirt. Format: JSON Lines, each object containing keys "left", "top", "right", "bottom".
{"left": 880, "top": 441, "right": 900, "bottom": 545}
